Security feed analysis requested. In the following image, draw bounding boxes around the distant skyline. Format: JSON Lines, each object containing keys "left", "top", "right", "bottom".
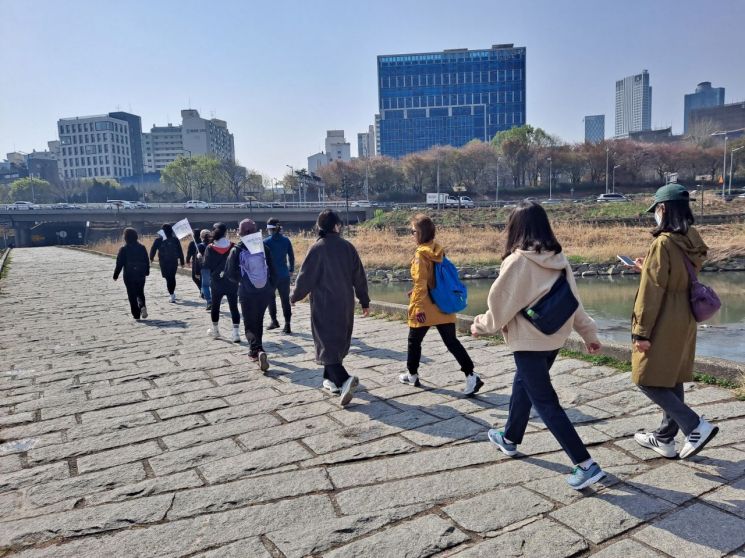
{"left": 1, "top": 0, "right": 744, "bottom": 179}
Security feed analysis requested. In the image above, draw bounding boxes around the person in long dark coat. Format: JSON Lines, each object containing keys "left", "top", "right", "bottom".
{"left": 149, "top": 223, "right": 184, "bottom": 302}
{"left": 290, "top": 209, "right": 370, "bottom": 407}
{"left": 113, "top": 227, "right": 150, "bottom": 320}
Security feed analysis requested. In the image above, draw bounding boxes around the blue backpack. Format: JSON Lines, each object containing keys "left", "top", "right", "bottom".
{"left": 428, "top": 257, "right": 468, "bottom": 314}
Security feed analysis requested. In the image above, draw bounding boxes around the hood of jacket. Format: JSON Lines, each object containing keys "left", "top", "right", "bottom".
{"left": 211, "top": 237, "right": 232, "bottom": 255}
{"left": 415, "top": 241, "right": 445, "bottom": 263}
{"left": 513, "top": 249, "right": 568, "bottom": 271}
{"left": 660, "top": 228, "right": 708, "bottom": 268}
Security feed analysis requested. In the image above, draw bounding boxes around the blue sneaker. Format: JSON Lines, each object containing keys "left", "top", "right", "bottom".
{"left": 487, "top": 429, "right": 517, "bottom": 457}
{"left": 567, "top": 462, "right": 606, "bottom": 490}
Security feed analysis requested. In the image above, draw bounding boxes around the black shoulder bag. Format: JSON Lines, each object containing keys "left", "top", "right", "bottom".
{"left": 520, "top": 269, "right": 579, "bottom": 335}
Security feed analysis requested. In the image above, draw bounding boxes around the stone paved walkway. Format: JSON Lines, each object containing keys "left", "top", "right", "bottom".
{"left": 1, "top": 247, "right": 744, "bottom": 558}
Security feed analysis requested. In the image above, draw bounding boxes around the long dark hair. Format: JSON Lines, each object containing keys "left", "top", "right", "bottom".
{"left": 652, "top": 200, "right": 694, "bottom": 237}
{"left": 502, "top": 201, "right": 562, "bottom": 260}
{"left": 317, "top": 209, "right": 342, "bottom": 238}
{"left": 212, "top": 222, "right": 227, "bottom": 241}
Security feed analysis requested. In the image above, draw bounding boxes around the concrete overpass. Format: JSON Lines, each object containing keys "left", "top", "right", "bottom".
{"left": 0, "top": 206, "right": 372, "bottom": 246}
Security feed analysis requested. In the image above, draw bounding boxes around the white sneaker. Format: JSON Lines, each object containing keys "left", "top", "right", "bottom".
{"left": 169, "top": 293, "right": 176, "bottom": 303}
{"left": 634, "top": 432, "right": 677, "bottom": 459}
{"left": 323, "top": 379, "right": 341, "bottom": 394}
{"left": 339, "top": 376, "right": 359, "bottom": 407}
{"left": 208, "top": 324, "right": 220, "bottom": 338}
{"left": 399, "top": 373, "right": 421, "bottom": 387}
{"left": 140, "top": 306, "right": 148, "bottom": 319}
{"left": 231, "top": 327, "right": 240, "bottom": 343}
{"left": 463, "top": 373, "right": 484, "bottom": 396}
{"left": 679, "top": 418, "right": 719, "bottom": 460}
{"left": 258, "top": 351, "right": 269, "bottom": 372}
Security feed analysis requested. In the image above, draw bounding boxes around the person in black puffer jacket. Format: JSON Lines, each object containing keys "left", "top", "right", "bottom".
{"left": 202, "top": 222, "right": 241, "bottom": 342}
{"left": 113, "top": 227, "right": 150, "bottom": 320}
{"left": 226, "top": 219, "right": 277, "bottom": 371}
{"left": 149, "top": 223, "right": 184, "bottom": 302}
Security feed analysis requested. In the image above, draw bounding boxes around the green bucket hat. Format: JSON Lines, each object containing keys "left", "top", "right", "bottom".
{"left": 646, "top": 183, "right": 690, "bottom": 213}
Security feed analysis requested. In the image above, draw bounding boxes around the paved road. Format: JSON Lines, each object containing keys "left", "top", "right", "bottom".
{"left": 1, "top": 247, "right": 744, "bottom": 558}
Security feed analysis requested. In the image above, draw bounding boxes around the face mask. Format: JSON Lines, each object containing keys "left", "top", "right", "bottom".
{"left": 654, "top": 209, "right": 663, "bottom": 226}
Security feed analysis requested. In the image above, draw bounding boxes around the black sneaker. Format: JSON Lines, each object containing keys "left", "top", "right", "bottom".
{"left": 282, "top": 323, "right": 292, "bottom": 334}
{"left": 205, "top": 303, "right": 212, "bottom": 312}
{"left": 267, "top": 320, "right": 280, "bottom": 330}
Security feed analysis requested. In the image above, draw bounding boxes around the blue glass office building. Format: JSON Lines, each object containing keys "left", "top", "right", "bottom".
{"left": 377, "top": 44, "right": 526, "bottom": 158}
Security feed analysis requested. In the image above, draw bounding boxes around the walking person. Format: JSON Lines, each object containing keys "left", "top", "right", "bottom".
{"left": 149, "top": 223, "right": 184, "bottom": 302}
{"left": 202, "top": 223, "right": 241, "bottom": 343}
{"left": 113, "top": 227, "right": 150, "bottom": 320}
{"left": 290, "top": 209, "right": 370, "bottom": 406}
{"left": 226, "top": 219, "right": 277, "bottom": 371}
{"left": 186, "top": 229, "right": 212, "bottom": 311}
{"left": 400, "top": 214, "right": 483, "bottom": 395}
{"left": 471, "top": 201, "right": 605, "bottom": 490}
{"left": 264, "top": 218, "right": 295, "bottom": 334}
{"left": 629, "top": 184, "right": 718, "bottom": 459}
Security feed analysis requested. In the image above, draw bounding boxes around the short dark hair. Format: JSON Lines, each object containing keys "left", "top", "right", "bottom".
{"left": 502, "top": 201, "right": 562, "bottom": 260}
{"left": 162, "top": 223, "right": 174, "bottom": 238}
{"left": 317, "top": 209, "right": 342, "bottom": 238}
{"left": 652, "top": 200, "right": 694, "bottom": 237}
{"left": 212, "top": 222, "right": 227, "bottom": 241}
{"left": 411, "top": 214, "right": 436, "bottom": 244}
{"left": 267, "top": 217, "right": 280, "bottom": 227}
{"left": 123, "top": 227, "right": 138, "bottom": 244}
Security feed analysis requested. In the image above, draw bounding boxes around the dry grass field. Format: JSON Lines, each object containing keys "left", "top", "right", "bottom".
{"left": 90, "top": 222, "right": 745, "bottom": 269}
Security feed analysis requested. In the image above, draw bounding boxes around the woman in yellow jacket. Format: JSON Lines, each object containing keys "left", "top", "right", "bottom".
{"left": 400, "top": 214, "right": 483, "bottom": 396}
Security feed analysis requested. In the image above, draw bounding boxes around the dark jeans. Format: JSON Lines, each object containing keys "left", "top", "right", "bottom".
{"left": 268, "top": 276, "right": 292, "bottom": 323}
{"left": 324, "top": 363, "right": 350, "bottom": 387}
{"left": 124, "top": 278, "right": 146, "bottom": 319}
{"left": 201, "top": 272, "right": 212, "bottom": 304}
{"left": 504, "top": 350, "right": 591, "bottom": 465}
{"left": 638, "top": 383, "right": 699, "bottom": 441}
{"left": 163, "top": 271, "right": 177, "bottom": 295}
{"left": 407, "top": 323, "right": 474, "bottom": 376}
{"left": 240, "top": 290, "right": 272, "bottom": 356}
{"left": 211, "top": 284, "right": 240, "bottom": 325}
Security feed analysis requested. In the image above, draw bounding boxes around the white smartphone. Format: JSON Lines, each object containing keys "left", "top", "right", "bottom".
{"left": 617, "top": 255, "right": 636, "bottom": 267}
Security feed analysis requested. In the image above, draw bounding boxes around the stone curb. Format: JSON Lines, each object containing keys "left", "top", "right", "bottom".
{"left": 0, "top": 247, "right": 11, "bottom": 278}
{"left": 367, "top": 300, "right": 745, "bottom": 383}
{"left": 64, "top": 246, "right": 194, "bottom": 277}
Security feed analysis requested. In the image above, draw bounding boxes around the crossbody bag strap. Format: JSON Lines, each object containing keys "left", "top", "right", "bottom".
{"left": 669, "top": 240, "right": 697, "bottom": 283}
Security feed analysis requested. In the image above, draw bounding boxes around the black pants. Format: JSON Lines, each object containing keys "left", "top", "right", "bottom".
{"left": 268, "top": 276, "right": 292, "bottom": 323}
{"left": 407, "top": 323, "right": 474, "bottom": 376}
{"left": 324, "top": 363, "right": 350, "bottom": 387}
{"left": 191, "top": 269, "right": 201, "bottom": 291}
{"left": 505, "top": 350, "right": 591, "bottom": 465}
{"left": 163, "top": 271, "right": 177, "bottom": 295}
{"left": 240, "top": 290, "right": 272, "bottom": 356}
{"left": 124, "top": 278, "right": 146, "bottom": 319}
{"left": 638, "top": 383, "right": 699, "bottom": 442}
{"left": 211, "top": 284, "right": 240, "bottom": 325}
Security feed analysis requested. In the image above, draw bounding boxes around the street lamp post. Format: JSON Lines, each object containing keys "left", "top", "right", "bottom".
{"left": 182, "top": 149, "right": 193, "bottom": 201}
{"left": 710, "top": 129, "right": 745, "bottom": 198}
{"left": 495, "top": 157, "right": 500, "bottom": 204}
{"left": 546, "top": 157, "right": 552, "bottom": 200}
{"left": 729, "top": 146, "right": 744, "bottom": 195}
{"left": 605, "top": 146, "right": 609, "bottom": 194}
{"left": 612, "top": 165, "right": 621, "bottom": 193}
{"left": 286, "top": 165, "right": 296, "bottom": 204}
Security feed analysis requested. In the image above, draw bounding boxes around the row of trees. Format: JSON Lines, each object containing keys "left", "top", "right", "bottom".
{"left": 286, "top": 127, "right": 745, "bottom": 200}
{"left": 0, "top": 177, "right": 141, "bottom": 204}
{"left": 160, "top": 157, "right": 263, "bottom": 202}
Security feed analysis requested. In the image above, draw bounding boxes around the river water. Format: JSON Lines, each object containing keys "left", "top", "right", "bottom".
{"left": 368, "top": 274, "right": 745, "bottom": 363}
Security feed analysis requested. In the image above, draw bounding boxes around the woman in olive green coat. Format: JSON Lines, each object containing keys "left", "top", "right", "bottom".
{"left": 630, "top": 184, "right": 718, "bottom": 461}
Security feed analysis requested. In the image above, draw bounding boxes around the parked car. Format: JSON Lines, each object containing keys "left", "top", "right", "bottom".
{"left": 596, "top": 193, "right": 629, "bottom": 203}
{"left": 183, "top": 200, "right": 210, "bottom": 209}
{"left": 8, "top": 201, "right": 38, "bottom": 210}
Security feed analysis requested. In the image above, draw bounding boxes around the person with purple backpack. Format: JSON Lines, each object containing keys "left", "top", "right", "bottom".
{"left": 629, "top": 184, "right": 719, "bottom": 460}
{"left": 226, "top": 219, "right": 277, "bottom": 371}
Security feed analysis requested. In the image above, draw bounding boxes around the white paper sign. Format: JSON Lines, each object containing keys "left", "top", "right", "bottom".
{"left": 172, "top": 218, "right": 193, "bottom": 240}
{"left": 241, "top": 232, "right": 264, "bottom": 254}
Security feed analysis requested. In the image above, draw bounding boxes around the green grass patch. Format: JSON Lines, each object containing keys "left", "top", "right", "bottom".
{"left": 558, "top": 348, "right": 632, "bottom": 372}
{"left": 692, "top": 373, "right": 739, "bottom": 390}
{"left": 0, "top": 252, "right": 11, "bottom": 280}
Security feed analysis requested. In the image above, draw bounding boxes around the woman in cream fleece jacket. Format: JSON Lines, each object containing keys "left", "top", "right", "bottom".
{"left": 471, "top": 201, "right": 606, "bottom": 490}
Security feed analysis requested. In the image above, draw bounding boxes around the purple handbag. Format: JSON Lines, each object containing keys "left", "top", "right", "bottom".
{"left": 677, "top": 247, "right": 721, "bottom": 322}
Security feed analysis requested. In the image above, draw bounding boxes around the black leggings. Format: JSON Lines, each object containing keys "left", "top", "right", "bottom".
{"left": 407, "top": 323, "right": 474, "bottom": 376}
{"left": 240, "top": 290, "right": 272, "bottom": 356}
{"left": 163, "top": 271, "right": 177, "bottom": 295}
{"left": 124, "top": 278, "right": 146, "bottom": 319}
{"left": 211, "top": 284, "right": 240, "bottom": 325}
{"left": 268, "top": 276, "right": 292, "bottom": 323}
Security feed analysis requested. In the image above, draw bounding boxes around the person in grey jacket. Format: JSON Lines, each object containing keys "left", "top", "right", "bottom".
{"left": 290, "top": 209, "right": 369, "bottom": 407}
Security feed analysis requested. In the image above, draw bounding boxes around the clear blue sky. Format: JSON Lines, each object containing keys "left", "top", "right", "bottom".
{"left": 1, "top": 0, "right": 744, "bottom": 179}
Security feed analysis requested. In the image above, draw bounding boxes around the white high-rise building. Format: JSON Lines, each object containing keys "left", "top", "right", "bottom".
{"left": 57, "top": 115, "right": 133, "bottom": 180}
{"left": 357, "top": 125, "right": 377, "bottom": 158}
{"left": 325, "top": 130, "right": 351, "bottom": 164}
{"left": 615, "top": 70, "right": 652, "bottom": 138}
{"left": 142, "top": 109, "right": 235, "bottom": 172}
